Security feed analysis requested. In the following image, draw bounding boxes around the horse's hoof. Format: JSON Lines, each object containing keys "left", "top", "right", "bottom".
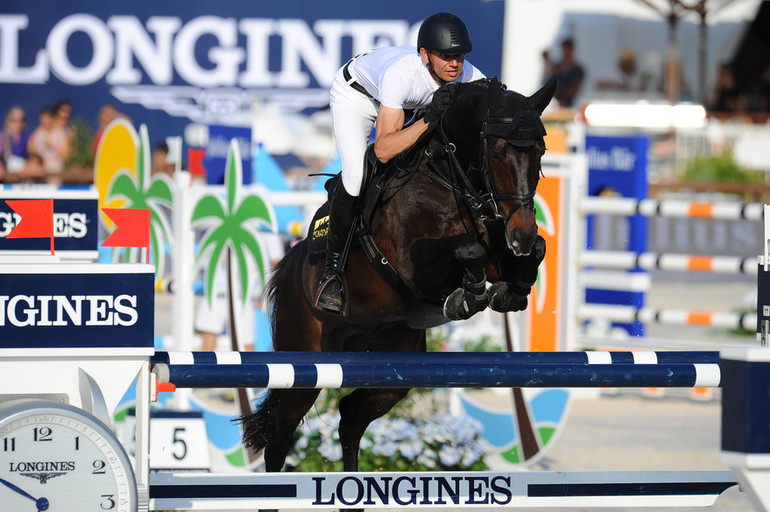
{"left": 443, "top": 287, "right": 488, "bottom": 321}
{"left": 488, "top": 282, "right": 528, "bottom": 312}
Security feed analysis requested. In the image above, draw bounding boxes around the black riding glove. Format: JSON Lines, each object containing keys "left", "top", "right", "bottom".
{"left": 424, "top": 84, "right": 456, "bottom": 126}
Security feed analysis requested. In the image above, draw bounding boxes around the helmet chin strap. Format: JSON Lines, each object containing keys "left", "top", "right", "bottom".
{"left": 426, "top": 53, "right": 448, "bottom": 86}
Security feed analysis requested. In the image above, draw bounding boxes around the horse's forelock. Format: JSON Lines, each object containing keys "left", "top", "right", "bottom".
{"left": 482, "top": 89, "right": 547, "bottom": 145}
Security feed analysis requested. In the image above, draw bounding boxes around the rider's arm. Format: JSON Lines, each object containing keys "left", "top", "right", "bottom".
{"left": 373, "top": 105, "right": 430, "bottom": 164}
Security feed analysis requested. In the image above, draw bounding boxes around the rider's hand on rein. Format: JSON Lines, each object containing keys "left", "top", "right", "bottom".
{"left": 424, "top": 83, "right": 456, "bottom": 126}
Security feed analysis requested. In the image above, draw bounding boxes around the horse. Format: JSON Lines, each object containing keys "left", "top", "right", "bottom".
{"left": 241, "top": 76, "right": 555, "bottom": 491}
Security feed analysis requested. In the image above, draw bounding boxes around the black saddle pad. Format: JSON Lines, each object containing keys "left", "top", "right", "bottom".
{"left": 307, "top": 201, "right": 331, "bottom": 261}
{"left": 307, "top": 145, "right": 384, "bottom": 257}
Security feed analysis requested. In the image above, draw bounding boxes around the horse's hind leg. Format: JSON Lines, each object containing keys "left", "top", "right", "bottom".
{"left": 254, "top": 389, "right": 320, "bottom": 512}
{"left": 337, "top": 327, "right": 426, "bottom": 474}
{"left": 338, "top": 387, "right": 410, "bottom": 471}
{"left": 262, "top": 389, "right": 321, "bottom": 472}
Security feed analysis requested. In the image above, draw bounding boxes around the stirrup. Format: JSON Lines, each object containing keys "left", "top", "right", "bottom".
{"left": 313, "top": 272, "right": 348, "bottom": 315}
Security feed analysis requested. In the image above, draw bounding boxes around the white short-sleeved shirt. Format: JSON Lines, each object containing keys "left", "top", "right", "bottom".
{"left": 350, "top": 46, "right": 485, "bottom": 110}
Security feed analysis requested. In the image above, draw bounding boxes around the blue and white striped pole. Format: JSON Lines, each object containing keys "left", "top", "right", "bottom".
{"left": 151, "top": 351, "right": 721, "bottom": 390}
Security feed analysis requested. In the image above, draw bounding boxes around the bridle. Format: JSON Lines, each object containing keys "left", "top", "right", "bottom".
{"left": 478, "top": 113, "right": 539, "bottom": 224}
{"left": 422, "top": 107, "right": 541, "bottom": 225}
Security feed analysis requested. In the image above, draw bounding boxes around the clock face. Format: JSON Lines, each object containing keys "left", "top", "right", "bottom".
{"left": 0, "top": 401, "right": 137, "bottom": 512}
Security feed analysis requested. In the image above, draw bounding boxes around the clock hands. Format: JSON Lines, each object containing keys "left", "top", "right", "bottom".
{"left": 0, "top": 477, "right": 50, "bottom": 511}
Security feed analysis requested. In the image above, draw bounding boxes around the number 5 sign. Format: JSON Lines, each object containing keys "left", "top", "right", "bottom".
{"left": 125, "top": 410, "right": 210, "bottom": 471}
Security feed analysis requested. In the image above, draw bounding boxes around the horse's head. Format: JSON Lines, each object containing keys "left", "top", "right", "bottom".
{"left": 480, "top": 77, "right": 555, "bottom": 256}
{"left": 441, "top": 77, "right": 555, "bottom": 256}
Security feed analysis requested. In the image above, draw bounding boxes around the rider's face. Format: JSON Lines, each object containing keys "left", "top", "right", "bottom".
{"left": 421, "top": 49, "right": 465, "bottom": 83}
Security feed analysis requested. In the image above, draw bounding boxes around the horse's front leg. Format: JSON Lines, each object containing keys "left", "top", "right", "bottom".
{"left": 442, "top": 240, "right": 490, "bottom": 321}
{"left": 489, "top": 235, "right": 545, "bottom": 312}
{"left": 408, "top": 234, "right": 490, "bottom": 321}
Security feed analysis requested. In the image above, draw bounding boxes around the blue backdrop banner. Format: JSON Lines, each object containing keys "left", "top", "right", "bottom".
{"left": 0, "top": 1, "right": 504, "bottom": 152}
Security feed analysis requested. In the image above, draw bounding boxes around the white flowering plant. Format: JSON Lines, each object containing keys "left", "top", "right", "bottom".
{"left": 284, "top": 408, "right": 488, "bottom": 472}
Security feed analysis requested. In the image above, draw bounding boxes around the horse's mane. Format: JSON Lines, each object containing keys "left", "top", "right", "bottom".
{"left": 395, "top": 77, "right": 503, "bottom": 164}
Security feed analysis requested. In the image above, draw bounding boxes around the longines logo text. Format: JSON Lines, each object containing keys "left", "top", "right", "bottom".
{"left": 10, "top": 461, "right": 75, "bottom": 484}
{"left": 312, "top": 475, "right": 513, "bottom": 507}
{"left": 0, "top": 294, "right": 138, "bottom": 327}
{"left": 0, "top": 13, "right": 417, "bottom": 118}
{"left": 10, "top": 461, "right": 75, "bottom": 472}
{"left": 0, "top": 212, "right": 88, "bottom": 239}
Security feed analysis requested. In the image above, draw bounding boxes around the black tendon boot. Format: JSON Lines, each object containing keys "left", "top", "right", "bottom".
{"left": 314, "top": 186, "right": 359, "bottom": 314}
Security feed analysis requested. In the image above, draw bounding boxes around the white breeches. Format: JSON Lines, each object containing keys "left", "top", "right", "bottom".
{"left": 329, "top": 66, "right": 379, "bottom": 197}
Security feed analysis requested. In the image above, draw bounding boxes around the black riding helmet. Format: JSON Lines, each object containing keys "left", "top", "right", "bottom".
{"left": 417, "top": 12, "right": 472, "bottom": 55}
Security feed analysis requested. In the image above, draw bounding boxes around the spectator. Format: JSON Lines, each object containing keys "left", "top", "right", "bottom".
{"left": 709, "top": 63, "right": 746, "bottom": 113}
{"left": 52, "top": 99, "right": 74, "bottom": 135}
{"left": 596, "top": 49, "right": 647, "bottom": 93}
{"left": 18, "top": 153, "right": 47, "bottom": 184}
{"left": 543, "top": 38, "right": 585, "bottom": 108}
{"left": 1, "top": 106, "right": 31, "bottom": 181}
{"left": 93, "top": 102, "right": 130, "bottom": 155}
{"left": 195, "top": 232, "right": 285, "bottom": 351}
{"left": 151, "top": 142, "right": 175, "bottom": 176}
{"left": 28, "top": 100, "right": 75, "bottom": 186}
{"left": 27, "top": 107, "right": 58, "bottom": 186}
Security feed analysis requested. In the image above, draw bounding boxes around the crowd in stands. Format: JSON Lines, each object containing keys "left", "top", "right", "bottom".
{"left": 0, "top": 100, "right": 137, "bottom": 186}
{"left": 709, "top": 62, "right": 770, "bottom": 116}
{"left": 0, "top": 100, "right": 79, "bottom": 185}
{"left": 541, "top": 36, "right": 770, "bottom": 119}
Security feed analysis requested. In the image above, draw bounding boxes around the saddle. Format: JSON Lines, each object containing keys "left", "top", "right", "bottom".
{"left": 306, "top": 145, "right": 381, "bottom": 261}
{"left": 307, "top": 141, "right": 447, "bottom": 327}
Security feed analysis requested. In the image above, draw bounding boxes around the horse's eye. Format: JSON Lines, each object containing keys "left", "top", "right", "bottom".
{"left": 489, "top": 148, "right": 504, "bottom": 161}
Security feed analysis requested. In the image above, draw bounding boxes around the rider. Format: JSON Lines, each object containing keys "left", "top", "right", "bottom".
{"left": 314, "top": 12, "right": 486, "bottom": 315}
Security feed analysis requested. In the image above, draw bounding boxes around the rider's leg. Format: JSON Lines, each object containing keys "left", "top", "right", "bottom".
{"left": 314, "top": 184, "right": 359, "bottom": 313}
{"left": 314, "top": 68, "right": 377, "bottom": 314}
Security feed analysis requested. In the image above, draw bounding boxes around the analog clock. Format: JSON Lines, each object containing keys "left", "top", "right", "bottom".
{"left": 0, "top": 399, "right": 138, "bottom": 512}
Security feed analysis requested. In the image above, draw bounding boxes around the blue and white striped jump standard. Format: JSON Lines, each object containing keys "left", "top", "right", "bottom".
{"left": 151, "top": 351, "right": 722, "bottom": 390}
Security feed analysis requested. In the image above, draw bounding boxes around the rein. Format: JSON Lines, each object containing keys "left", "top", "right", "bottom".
{"left": 421, "top": 114, "right": 536, "bottom": 225}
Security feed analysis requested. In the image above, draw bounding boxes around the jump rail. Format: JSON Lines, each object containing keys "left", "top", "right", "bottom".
{"left": 580, "top": 251, "right": 758, "bottom": 275}
{"left": 579, "top": 197, "right": 764, "bottom": 221}
{"left": 578, "top": 304, "right": 756, "bottom": 331}
{"left": 151, "top": 351, "right": 722, "bottom": 390}
{"left": 150, "top": 350, "right": 721, "bottom": 365}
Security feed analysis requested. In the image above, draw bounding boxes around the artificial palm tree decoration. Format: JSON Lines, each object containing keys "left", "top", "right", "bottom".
{"left": 104, "top": 124, "right": 174, "bottom": 275}
{"left": 191, "top": 140, "right": 276, "bottom": 460}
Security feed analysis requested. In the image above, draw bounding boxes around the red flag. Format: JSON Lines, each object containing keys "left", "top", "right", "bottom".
{"left": 188, "top": 148, "right": 206, "bottom": 177}
{"left": 102, "top": 208, "right": 151, "bottom": 263}
{"left": 6, "top": 199, "right": 55, "bottom": 254}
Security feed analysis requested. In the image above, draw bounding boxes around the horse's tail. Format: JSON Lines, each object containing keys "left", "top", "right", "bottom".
{"left": 239, "top": 242, "right": 307, "bottom": 450}
{"left": 261, "top": 240, "right": 307, "bottom": 336}
{"left": 239, "top": 390, "right": 280, "bottom": 452}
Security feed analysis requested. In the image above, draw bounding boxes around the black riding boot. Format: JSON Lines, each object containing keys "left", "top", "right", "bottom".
{"left": 314, "top": 186, "right": 359, "bottom": 314}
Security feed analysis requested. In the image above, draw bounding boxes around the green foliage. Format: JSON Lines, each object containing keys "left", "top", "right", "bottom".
{"left": 463, "top": 334, "right": 501, "bottom": 353}
{"left": 682, "top": 149, "right": 765, "bottom": 184}
{"left": 66, "top": 116, "right": 94, "bottom": 169}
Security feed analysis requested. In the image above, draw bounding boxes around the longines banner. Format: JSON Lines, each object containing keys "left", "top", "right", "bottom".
{"left": 0, "top": 264, "right": 154, "bottom": 349}
{"left": 0, "top": 191, "right": 99, "bottom": 254}
{"left": 0, "top": 1, "right": 504, "bottom": 146}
